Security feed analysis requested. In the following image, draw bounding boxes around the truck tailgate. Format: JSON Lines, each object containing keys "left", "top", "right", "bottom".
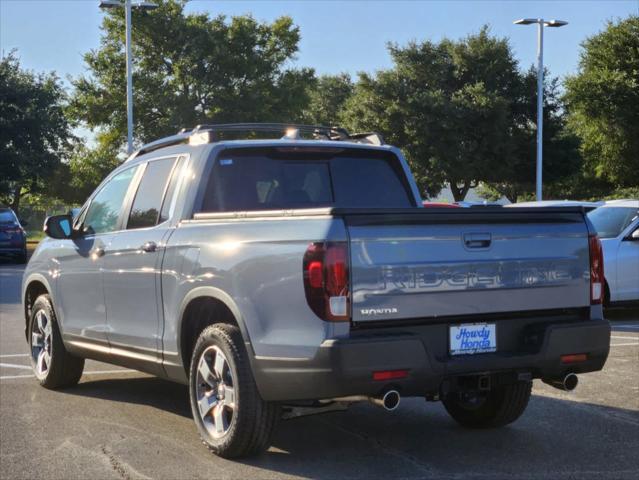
{"left": 343, "top": 208, "right": 591, "bottom": 323}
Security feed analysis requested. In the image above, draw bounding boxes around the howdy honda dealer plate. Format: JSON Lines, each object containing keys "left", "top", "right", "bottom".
{"left": 449, "top": 323, "right": 497, "bottom": 355}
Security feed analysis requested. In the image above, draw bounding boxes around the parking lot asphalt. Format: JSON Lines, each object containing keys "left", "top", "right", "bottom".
{"left": 1, "top": 259, "right": 638, "bottom": 480}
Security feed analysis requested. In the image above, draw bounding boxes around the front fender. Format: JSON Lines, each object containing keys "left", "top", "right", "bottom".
{"left": 21, "top": 272, "right": 55, "bottom": 339}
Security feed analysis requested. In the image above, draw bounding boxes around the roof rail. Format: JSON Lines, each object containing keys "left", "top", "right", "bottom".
{"left": 126, "top": 123, "right": 384, "bottom": 162}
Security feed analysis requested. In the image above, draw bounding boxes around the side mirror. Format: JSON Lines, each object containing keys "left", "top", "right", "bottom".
{"left": 44, "top": 215, "right": 74, "bottom": 239}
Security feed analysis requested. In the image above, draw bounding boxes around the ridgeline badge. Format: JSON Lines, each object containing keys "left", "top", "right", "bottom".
{"left": 360, "top": 307, "right": 399, "bottom": 316}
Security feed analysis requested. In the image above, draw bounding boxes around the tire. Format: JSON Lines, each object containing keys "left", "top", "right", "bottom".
{"left": 189, "top": 324, "right": 280, "bottom": 458}
{"left": 442, "top": 380, "right": 532, "bottom": 429}
{"left": 28, "top": 294, "right": 84, "bottom": 389}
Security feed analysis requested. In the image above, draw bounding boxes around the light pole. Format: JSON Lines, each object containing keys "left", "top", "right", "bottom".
{"left": 514, "top": 18, "right": 568, "bottom": 201}
{"left": 99, "top": 1, "right": 157, "bottom": 155}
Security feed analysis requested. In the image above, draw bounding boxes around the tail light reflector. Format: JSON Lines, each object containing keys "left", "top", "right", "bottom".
{"left": 561, "top": 353, "right": 587, "bottom": 364}
{"left": 303, "top": 242, "right": 350, "bottom": 321}
{"left": 372, "top": 369, "right": 409, "bottom": 381}
{"left": 589, "top": 234, "right": 604, "bottom": 304}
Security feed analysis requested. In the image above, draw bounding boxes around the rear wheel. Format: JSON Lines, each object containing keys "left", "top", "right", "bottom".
{"left": 29, "top": 294, "right": 84, "bottom": 388}
{"left": 189, "top": 324, "right": 279, "bottom": 458}
{"left": 442, "top": 380, "right": 532, "bottom": 428}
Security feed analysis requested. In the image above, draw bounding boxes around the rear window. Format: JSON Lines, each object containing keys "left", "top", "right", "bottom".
{"left": 0, "top": 210, "right": 17, "bottom": 223}
{"left": 200, "top": 150, "right": 413, "bottom": 212}
{"left": 588, "top": 207, "right": 638, "bottom": 238}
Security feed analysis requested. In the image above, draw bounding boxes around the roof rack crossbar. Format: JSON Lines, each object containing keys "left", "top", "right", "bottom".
{"left": 190, "top": 123, "right": 350, "bottom": 140}
{"left": 126, "top": 123, "right": 384, "bottom": 162}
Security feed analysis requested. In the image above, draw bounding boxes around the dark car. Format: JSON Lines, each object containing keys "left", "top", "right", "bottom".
{"left": 0, "top": 207, "right": 27, "bottom": 263}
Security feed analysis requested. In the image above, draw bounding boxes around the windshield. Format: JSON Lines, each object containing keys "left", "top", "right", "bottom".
{"left": 587, "top": 207, "right": 638, "bottom": 238}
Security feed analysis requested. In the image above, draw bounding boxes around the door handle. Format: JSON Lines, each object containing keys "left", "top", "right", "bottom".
{"left": 463, "top": 233, "right": 492, "bottom": 249}
{"left": 141, "top": 241, "right": 157, "bottom": 253}
{"left": 90, "top": 247, "right": 105, "bottom": 258}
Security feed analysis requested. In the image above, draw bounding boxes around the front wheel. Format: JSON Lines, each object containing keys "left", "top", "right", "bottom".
{"left": 442, "top": 380, "right": 532, "bottom": 429}
{"left": 189, "top": 324, "right": 279, "bottom": 458}
{"left": 28, "top": 294, "right": 85, "bottom": 388}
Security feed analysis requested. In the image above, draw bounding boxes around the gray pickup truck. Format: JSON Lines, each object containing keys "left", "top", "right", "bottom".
{"left": 23, "top": 124, "right": 610, "bottom": 458}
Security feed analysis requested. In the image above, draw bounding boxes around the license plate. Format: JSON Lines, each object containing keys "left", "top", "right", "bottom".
{"left": 450, "top": 323, "right": 496, "bottom": 355}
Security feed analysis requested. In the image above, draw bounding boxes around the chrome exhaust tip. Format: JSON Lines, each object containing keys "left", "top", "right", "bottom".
{"left": 368, "top": 390, "right": 401, "bottom": 410}
{"left": 381, "top": 390, "right": 401, "bottom": 411}
{"left": 543, "top": 373, "right": 578, "bottom": 391}
{"left": 562, "top": 373, "right": 578, "bottom": 391}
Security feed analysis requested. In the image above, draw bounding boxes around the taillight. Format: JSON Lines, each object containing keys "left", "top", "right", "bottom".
{"left": 303, "top": 242, "right": 350, "bottom": 321}
{"left": 589, "top": 234, "right": 604, "bottom": 304}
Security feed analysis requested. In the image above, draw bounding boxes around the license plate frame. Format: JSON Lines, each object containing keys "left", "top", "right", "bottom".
{"left": 449, "top": 323, "right": 497, "bottom": 356}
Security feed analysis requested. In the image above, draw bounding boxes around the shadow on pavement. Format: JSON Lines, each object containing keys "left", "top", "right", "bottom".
{"left": 606, "top": 307, "right": 639, "bottom": 321}
{"left": 60, "top": 375, "right": 639, "bottom": 478}
{"left": 65, "top": 376, "right": 192, "bottom": 419}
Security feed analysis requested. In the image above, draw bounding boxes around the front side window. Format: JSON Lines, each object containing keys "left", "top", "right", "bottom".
{"left": 84, "top": 167, "right": 137, "bottom": 235}
{"left": 587, "top": 207, "right": 639, "bottom": 239}
{"left": 127, "top": 157, "right": 176, "bottom": 229}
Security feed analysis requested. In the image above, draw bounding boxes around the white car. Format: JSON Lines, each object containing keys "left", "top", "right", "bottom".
{"left": 587, "top": 200, "right": 639, "bottom": 305}
{"left": 506, "top": 200, "right": 603, "bottom": 211}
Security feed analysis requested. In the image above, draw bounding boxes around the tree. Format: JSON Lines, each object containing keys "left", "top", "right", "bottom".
{"left": 565, "top": 15, "right": 639, "bottom": 188}
{"left": 302, "top": 74, "right": 353, "bottom": 125}
{"left": 70, "top": 0, "right": 315, "bottom": 152}
{"left": 485, "top": 68, "right": 581, "bottom": 202}
{"left": 341, "top": 28, "right": 522, "bottom": 201}
{"left": 0, "top": 52, "right": 72, "bottom": 213}
{"left": 50, "top": 140, "right": 121, "bottom": 205}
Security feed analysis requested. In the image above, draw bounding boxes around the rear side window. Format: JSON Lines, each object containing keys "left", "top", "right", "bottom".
{"left": 159, "top": 156, "right": 186, "bottom": 223}
{"left": 127, "top": 157, "right": 176, "bottom": 229}
{"left": 200, "top": 151, "right": 412, "bottom": 212}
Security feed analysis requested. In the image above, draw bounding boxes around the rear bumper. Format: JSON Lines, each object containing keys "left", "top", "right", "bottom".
{"left": 252, "top": 315, "right": 611, "bottom": 402}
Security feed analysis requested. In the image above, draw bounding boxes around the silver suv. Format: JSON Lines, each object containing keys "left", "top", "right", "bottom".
{"left": 23, "top": 124, "right": 610, "bottom": 458}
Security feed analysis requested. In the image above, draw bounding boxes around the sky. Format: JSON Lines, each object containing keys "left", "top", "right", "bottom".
{"left": 2, "top": 0, "right": 638, "bottom": 87}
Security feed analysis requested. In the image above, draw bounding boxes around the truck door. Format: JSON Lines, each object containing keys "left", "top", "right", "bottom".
{"left": 101, "top": 156, "right": 183, "bottom": 373}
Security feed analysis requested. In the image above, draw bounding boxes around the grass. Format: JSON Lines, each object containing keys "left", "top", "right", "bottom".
{"left": 26, "top": 230, "right": 45, "bottom": 243}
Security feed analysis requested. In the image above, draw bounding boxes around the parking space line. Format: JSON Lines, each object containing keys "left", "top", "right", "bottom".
{"left": 0, "top": 353, "right": 29, "bottom": 358}
{"left": 0, "top": 362, "right": 32, "bottom": 370}
{"left": 0, "top": 368, "right": 138, "bottom": 381}
{"left": 610, "top": 342, "right": 639, "bottom": 347}
{"left": 611, "top": 335, "right": 638, "bottom": 339}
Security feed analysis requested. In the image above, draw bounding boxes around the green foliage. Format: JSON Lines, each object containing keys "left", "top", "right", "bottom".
{"left": 600, "top": 186, "right": 639, "bottom": 201}
{"left": 0, "top": 52, "right": 72, "bottom": 212}
{"left": 565, "top": 15, "right": 639, "bottom": 188}
{"left": 70, "top": 0, "right": 315, "bottom": 151}
{"left": 302, "top": 74, "right": 353, "bottom": 125}
{"left": 341, "top": 27, "right": 577, "bottom": 201}
{"left": 487, "top": 68, "right": 582, "bottom": 202}
{"left": 54, "top": 140, "right": 121, "bottom": 204}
